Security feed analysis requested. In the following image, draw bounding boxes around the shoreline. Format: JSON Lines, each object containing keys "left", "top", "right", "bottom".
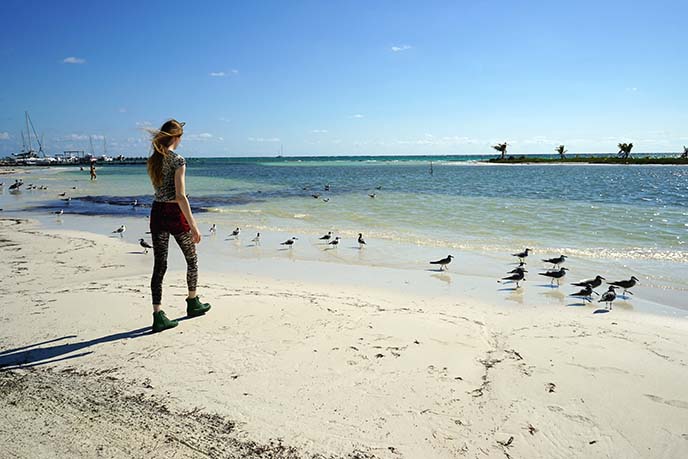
{"left": 2, "top": 217, "right": 688, "bottom": 458}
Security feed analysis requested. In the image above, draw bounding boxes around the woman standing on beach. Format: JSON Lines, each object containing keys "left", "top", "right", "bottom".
{"left": 147, "top": 119, "right": 211, "bottom": 332}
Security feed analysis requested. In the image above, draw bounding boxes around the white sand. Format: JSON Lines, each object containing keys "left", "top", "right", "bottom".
{"left": 1, "top": 217, "right": 688, "bottom": 458}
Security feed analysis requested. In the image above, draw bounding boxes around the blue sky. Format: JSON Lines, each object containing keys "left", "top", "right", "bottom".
{"left": 1, "top": 0, "right": 686, "bottom": 157}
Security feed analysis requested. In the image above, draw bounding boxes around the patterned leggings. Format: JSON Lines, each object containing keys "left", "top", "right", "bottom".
{"left": 151, "top": 231, "right": 198, "bottom": 305}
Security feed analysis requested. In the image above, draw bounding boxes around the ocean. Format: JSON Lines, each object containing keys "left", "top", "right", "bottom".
{"left": 2, "top": 155, "right": 687, "bottom": 310}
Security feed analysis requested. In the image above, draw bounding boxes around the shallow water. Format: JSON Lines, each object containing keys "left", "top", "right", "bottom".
{"left": 2, "top": 156, "right": 687, "bottom": 310}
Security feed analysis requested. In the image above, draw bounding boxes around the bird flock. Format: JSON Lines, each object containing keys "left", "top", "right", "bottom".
{"left": 497, "top": 248, "right": 639, "bottom": 310}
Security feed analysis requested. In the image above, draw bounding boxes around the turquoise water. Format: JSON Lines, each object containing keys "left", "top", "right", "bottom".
{"left": 2, "top": 156, "right": 687, "bottom": 307}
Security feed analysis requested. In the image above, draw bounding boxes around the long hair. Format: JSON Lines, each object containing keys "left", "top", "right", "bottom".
{"left": 147, "top": 119, "right": 185, "bottom": 188}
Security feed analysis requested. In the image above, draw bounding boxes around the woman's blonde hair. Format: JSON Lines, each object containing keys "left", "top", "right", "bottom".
{"left": 147, "top": 119, "right": 185, "bottom": 187}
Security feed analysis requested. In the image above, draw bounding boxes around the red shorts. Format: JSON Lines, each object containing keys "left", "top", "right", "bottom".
{"left": 150, "top": 201, "right": 191, "bottom": 234}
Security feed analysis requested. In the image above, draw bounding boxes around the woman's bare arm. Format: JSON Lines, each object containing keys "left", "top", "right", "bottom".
{"left": 174, "top": 165, "right": 201, "bottom": 243}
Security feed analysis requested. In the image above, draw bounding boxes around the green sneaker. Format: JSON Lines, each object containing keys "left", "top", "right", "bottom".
{"left": 186, "top": 296, "right": 211, "bottom": 317}
{"left": 152, "top": 310, "right": 178, "bottom": 333}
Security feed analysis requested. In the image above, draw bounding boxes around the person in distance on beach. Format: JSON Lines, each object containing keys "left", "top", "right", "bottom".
{"left": 147, "top": 119, "right": 211, "bottom": 332}
{"left": 89, "top": 161, "right": 97, "bottom": 180}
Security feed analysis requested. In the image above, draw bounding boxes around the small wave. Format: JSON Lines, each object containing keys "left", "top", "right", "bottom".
{"left": 293, "top": 213, "right": 311, "bottom": 219}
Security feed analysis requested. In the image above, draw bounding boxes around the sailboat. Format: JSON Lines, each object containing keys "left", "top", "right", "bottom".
{"left": 12, "top": 112, "right": 44, "bottom": 162}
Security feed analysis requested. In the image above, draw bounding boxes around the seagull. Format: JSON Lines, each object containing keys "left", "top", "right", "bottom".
{"left": 368, "top": 193, "right": 376, "bottom": 198}
{"left": 500, "top": 270, "right": 526, "bottom": 288}
{"left": 512, "top": 248, "right": 532, "bottom": 263}
{"left": 319, "top": 231, "right": 332, "bottom": 241}
{"left": 539, "top": 267, "right": 568, "bottom": 286}
{"left": 132, "top": 199, "right": 138, "bottom": 207}
{"left": 599, "top": 286, "right": 617, "bottom": 309}
{"left": 375, "top": 185, "right": 382, "bottom": 190}
{"left": 209, "top": 224, "right": 217, "bottom": 235}
{"left": 311, "top": 194, "right": 321, "bottom": 199}
{"left": 322, "top": 198, "right": 330, "bottom": 202}
{"left": 358, "top": 233, "right": 366, "bottom": 248}
{"left": 112, "top": 225, "right": 126, "bottom": 237}
{"left": 58, "top": 192, "right": 66, "bottom": 197}
{"left": 139, "top": 238, "right": 153, "bottom": 254}
{"left": 430, "top": 255, "right": 454, "bottom": 271}
{"left": 543, "top": 255, "right": 567, "bottom": 268}
{"left": 324, "top": 184, "right": 331, "bottom": 191}
{"left": 251, "top": 232, "right": 261, "bottom": 245}
{"left": 280, "top": 237, "right": 297, "bottom": 247}
{"left": 62, "top": 197, "right": 72, "bottom": 204}
{"left": 54, "top": 209, "right": 64, "bottom": 217}
{"left": 508, "top": 262, "right": 527, "bottom": 274}
{"left": 570, "top": 284, "right": 599, "bottom": 303}
{"left": 571, "top": 275, "right": 605, "bottom": 290}
{"left": 9, "top": 180, "right": 23, "bottom": 190}
{"left": 328, "top": 236, "right": 341, "bottom": 247}
{"left": 229, "top": 227, "right": 240, "bottom": 239}
{"left": 608, "top": 276, "right": 639, "bottom": 296}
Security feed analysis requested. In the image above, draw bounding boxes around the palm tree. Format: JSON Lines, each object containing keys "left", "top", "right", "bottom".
{"left": 492, "top": 142, "right": 508, "bottom": 159}
{"left": 617, "top": 142, "right": 634, "bottom": 159}
{"left": 682, "top": 146, "right": 688, "bottom": 159}
{"left": 555, "top": 145, "right": 567, "bottom": 159}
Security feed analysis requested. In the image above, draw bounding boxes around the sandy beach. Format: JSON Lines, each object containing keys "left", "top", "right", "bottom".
{"left": 1, "top": 216, "right": 687, "bottom": 458}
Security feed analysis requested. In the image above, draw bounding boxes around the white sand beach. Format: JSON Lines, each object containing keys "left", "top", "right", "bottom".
{"left": 1, "top": 216, "right": 688, "bottom": 458}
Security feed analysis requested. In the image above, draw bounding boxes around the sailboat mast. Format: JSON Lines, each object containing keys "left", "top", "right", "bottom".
{"left": 27, "top": 112, "right": 44, "bottom": 155}
{"left": 25, "top": 111, "right": 33, "bottom": 152}
{"left": 89, "top": 136, "right": 95, "bottom": 156}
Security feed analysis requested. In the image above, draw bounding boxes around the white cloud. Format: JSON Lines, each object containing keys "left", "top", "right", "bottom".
{"left": 0, "top": 132, "right": 9, "bottom": 140}
{"left": 136, "top": 121, "right": 152, "bottom": 127}
{"left": 198, "top": 133, "right": 213, "bottom": 138}
{"left": 63, "top": 56, "right": 86, "bottom": 64}
{"left": 58, "top": 133, "right": 104, "bottom": 142}
{"left": 391, "top": 45, "right": 412, "bottom": 52}
{"left": 311, "top": 129, "right": 328, "bottom": 133}
{"left": 210, "top": 69, "right": 238, "bottom": 77}
{"left": 248, "top": 137, "right": 280, "bottom": 142}
{"left": 350, "top": 114, "right": 364, "bottom": 119}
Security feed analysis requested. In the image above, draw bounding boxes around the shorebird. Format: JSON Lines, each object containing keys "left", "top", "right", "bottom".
{"left": 375, "top": 185, "right": 382, "bottom": 190}
{"left": 570, "top": 284, "right": 598, "bottom": 303}
{"left": 324, "top": 184, "right": 331, "bottom": 191}
{"left": 58, "top": 192, "right": 66, "bottom": 197}
{"left": 311, "top": 194, "right": 321, "bottom": 199}
{"left": 508, "top": 262, "right": 527, "bottom": 274}
{"left": 132, "top": 199, "right": 138, "bottom": 207}
{"left": 358, "top": 233, "right": 366, "bottom": 248}
{"left": 608, "top": 276, "right": 639, "bottom": 296}
{"left": 328, "top": 236, "right": 341, "bottom": 248}
{"left": 543, "top": 255, "right": 567, "bottom": 268}
{"left": 9, "top": 180, "right": 23, "bottom": 190}
{"left": 280, "top": 237, "right": 297, "bottom": 247}
{"left": 112, "top": 225, "right": 126, "bottom": 237}
{"left": 62, "top": 197, "right": 72, "bottom": 204}
{"left": 139, "top": 238, "right": 153, "bottom": 254}
{"left": 599, "top": 286, "right": 617, "bottom": 309}
{"left": 54, "top": 209, "right": 64, "bottom": 217}
{"left": 229, "top": 227, "right": 240, "bottom": 239}
{"left": 430, "top": 255, "right": 454, "bottom": 271}
{"left": 251, "top": 232, "right": 261, "bottom": 245}
{"left": 539, "top": 267, "right": 568, "bottom": 286}
{"left": 512, "top": 248, "right": 532, "bottom": 263}
{"left": 368, "top": 193, "right": 376, "bottom": 198}
{"left": 209, "top": 224, "right": 217, "bottom": 235}
{"left": 319, "top": 231, "right": 332, "bottom": 241}
{"left": 500, "top": 270, "right": 526, "bottom": 288}
{"left": 571, "top": 275, "right": 605, "bottom": 290}
{"left": 322, "top": 198, "right": 330, "bottom": 202}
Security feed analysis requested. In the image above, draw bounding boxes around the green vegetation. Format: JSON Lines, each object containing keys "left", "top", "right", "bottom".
{"left": 487, "top": 155, "right": 688, "bottom": 165}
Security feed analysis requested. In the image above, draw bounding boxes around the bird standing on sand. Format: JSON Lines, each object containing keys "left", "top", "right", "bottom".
{"left": 539, "top": 267, "right": 568, "bottom": 286}
{"left": 512, "top": 248, "right": 532, "bottom": 263}
{"left": 500, "top": 270, "right": 526, "bottom": 288}
{"left": 508, "top": 262, "right": 527, "bottom": 274}
{"left": 209, "top": 224, "right": 216, "bottom": 235}
{"left": 319, "top": 231, "right": 332, "bottom": 241}
{"left": 570, "top": 284, "right": 598, "bottom": 303}
{"left": 132, "top": 199, "right": 138, "bottom": 207}
{"left": 252, "top": 232, "right": 261, "bottom": 245}
{"left": 229, "top": 227, "right": 240, "bottom": 239}
{"left": 608, "top": 276, "right": 639, "bottom": 296}
{"left": 328, "top": 236, "right": 341, "bottom": 248}
{"left": 9, "top": 179, "right": 23, "bottom": 190}
{"left": 368, "top": 193, "right": 376, "bottom": 198}
{"left": 112, "top": 225, "right": 126, "bottom": 237}
{"left": 543, "top": 255, "right": 567, "bottom": 268}
{"left": 358, "top": 233, "right": 366, "bottom": 248}
{"left": 54, "top": 209, "right": 64, "bottom": 217}
{"left": 430, "top": 255, "right": 454, "bottom": 271}
{"left": 571, "top": 275, "right": 605, "bottom": 290}
{"left": 281, "top": 237, "right": 297, "bottom": 247}
{"left": 599, "top": 286, "right": 617, "bottom": 309}
{"left": 139, "top": 238, "right": 153, "bottom": 254}
{"left": 58, "top": 192, "right": 66, "bottom": 197}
